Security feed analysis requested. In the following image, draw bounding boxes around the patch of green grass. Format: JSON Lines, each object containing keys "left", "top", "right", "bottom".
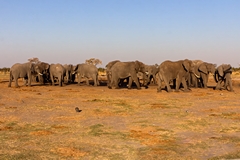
{"left": 163, "top": 111, "right": 188, "bottom": 118}
{"left": 0, "top": 151, "right": 41, "bottom": 160}
{"left": 88, "top": 124, "right": 105, "bottom": 136}
{"left": 209, "top": 151, "right": 240, "bottom": 160}
{"left": 88, "top": 124, "right": 129, "bottom": 139}
{"left": 220, "top": 126, "right": 240, "bottom": 133}
{"left": 211, "top": 135, "right": 240, "bottom": 143}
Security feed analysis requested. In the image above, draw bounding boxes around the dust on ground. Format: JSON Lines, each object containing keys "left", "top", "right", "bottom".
{"left": 0, "top": 73, "right": 240, "bottom": 159}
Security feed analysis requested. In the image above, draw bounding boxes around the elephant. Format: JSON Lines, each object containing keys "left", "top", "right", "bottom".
{"left": 190, "top": 61, "right": 216, "bottom": 88}
{"left": 49, "top": 63, "right": 66, "bottom": 86}
{"left": 63, "top": 64, "right": 75, "bottom": 83}
{"left": 108, "top": 60, "right": 147, "bottom": 89}
{"left": 214, "top": 64, "right": 233, "bottom": 92}
{"left": 105, "top": 60, "right": 120, "bottom": 87}
{"left": 157, "top": 59, "right": 194, "bottom": 92}
{"left": 33, "top": 62, "right": 50, "bottom": 84}
{"left": 72, "top": 63, "right": 99, "bottom": 86}
{"left": 8, "top": 62, "right": 42, "bottom": 87}
{"left": 145, "top": 64, "right": 159, "bottom": 85}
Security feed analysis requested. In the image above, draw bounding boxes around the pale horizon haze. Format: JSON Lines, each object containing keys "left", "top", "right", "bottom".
{"left": 1, "top": 0, "right": 240, "bottom": 68}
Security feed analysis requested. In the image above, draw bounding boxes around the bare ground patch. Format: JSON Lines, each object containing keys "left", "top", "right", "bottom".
{"left": 0, "top": 75, "right": 240, "bottom": 159}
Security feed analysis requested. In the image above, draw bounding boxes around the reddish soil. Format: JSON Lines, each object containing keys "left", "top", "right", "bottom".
{"left": 0, "top": 75, "right": 240, "bottom": 159}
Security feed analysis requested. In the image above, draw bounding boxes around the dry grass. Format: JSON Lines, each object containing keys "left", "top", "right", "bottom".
{"left": 0, "top": 72, "right": 240, "bottom": 159}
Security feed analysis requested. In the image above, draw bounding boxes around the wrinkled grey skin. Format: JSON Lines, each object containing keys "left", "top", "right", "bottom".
{"left": 49, "top": 63, "right": 66, "bottom": 87}
{"left": 33, "top": 62, "right": 50, "bottom": 84}
{"left": 214, "top": 64, "right": 233, "bottom": 92}
{"left": 145, "top": 64, "right": 159, "bottom": 84}
{"left": 8, "top": 62, "right": 41, "bottom": 87}
{"left": 63, "top": 64, "right": 75, "bottom": 83}
{"left": 108, "top": 60, "right": 146, "bottom": 89}
{"left": 105, "top": 60, "right": 120, "bottom": 87}
{"left": 189, "top": 60, "right": 204, "bottom": 87}
{"left": 157, "top": 59, "right": 194, "bottom": 92}
{"left": 190, "top": 61, "right": 216, "bottom": 88}
{"left": 73, "top": 63, "right": 99, "bottom": 86}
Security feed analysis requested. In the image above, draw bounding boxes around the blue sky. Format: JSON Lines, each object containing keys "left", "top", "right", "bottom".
{"left": 1, "top": 0, "right": 240, "bottom": 67}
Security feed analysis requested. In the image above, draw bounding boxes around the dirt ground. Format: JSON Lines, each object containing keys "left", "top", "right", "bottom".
{"left": 0, "top": 73, "right": 240, "bottom": 159}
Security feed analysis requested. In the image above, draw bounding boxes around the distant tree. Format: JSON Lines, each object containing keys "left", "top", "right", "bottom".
{"left": 0, "top": 67, "right": 10, "bottom": 72}
{"left": 28, "top": 57, "right": 40, "bottom": 63}
{"left": 85, "top": 58, "right": 102, "bottom": 66}
{"left": 98, "top": 67, "right": 106, "bottom": 72}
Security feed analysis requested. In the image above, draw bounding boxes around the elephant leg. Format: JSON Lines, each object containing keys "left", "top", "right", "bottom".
{"left": 58, "top": 75, "right": 62, "bottom": 86}
{"left": 15, "top": 78, "right": 20, "bottom": 88}
{"left": 85, "top": 77, "right": 90, "bottom": 86}
{"left": 77, "top": 74, "right": 81, "bottom": 85}
{"left": 153, "top": 75, "right": 157, "bottom": 84}
{"left": 131, "top": 75, "right": 141, "bottom": 89}
{"left": 163, "top": 76, "right": 172, "bottom": 92}
{"left": 92, "top": 75, "right": 97, "bottom": 86}
{"left": 8, "top": 73, "right": 13, "bottom": 87}
{"left": 27, "top": 73, "right": 32, "bottom": 87}
{"left": 96, "top": 74, "right": 100, "bottom": 86}
{"left": 225, "top": 73, "right": 234, "bottom": 92}
{"left": 128, "top": 77, "right": 133, "bottom": 89}
{"left": 50, "top": 74, "right": 55, "bottom": 86}
{"left": 201, "top": 74, "right": 208, "bottom": 88}
{"left": 215, "top": 80, "right": 223, "bottom": 90}
{"left": 175, "top": 77, "right": 181, "bottom": 92}
{"left": 181, "top": 77, "right": 190, "bottom": 92}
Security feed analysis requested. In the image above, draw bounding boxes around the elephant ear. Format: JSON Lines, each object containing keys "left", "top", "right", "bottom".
{"left": 217, "top": 65, "right": 224, "bottom": 77}
{"left": 45, "top": 64, "right": 50, "bottom": 70}
{"left": 29, "top": 63, "right": 35, "bottom": 73}
{"left": 73, "top": 65, "right": 78, "bottom": 71}
{"left": 208, "top": 64, "right": 216, "bottom": 74}
{"left": 182, "top": 59, "right": 190, "bottom": 72}
{"left": 199, "top": 63, "right": 208, "bottom": 74}
{"left": 134, "top": 61, "right": 141, "bottom": 72}
{"left": 223, "top": 64, "right": 232, "bottom": 73}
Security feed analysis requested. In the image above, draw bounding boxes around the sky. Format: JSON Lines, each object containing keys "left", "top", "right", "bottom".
{"left": 0, "top": 0, "right": 240, "bottom": 68}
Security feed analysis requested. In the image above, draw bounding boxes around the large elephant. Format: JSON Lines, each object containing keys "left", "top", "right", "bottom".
{"left": 190, "top": 61, "right": 216, "bottom": 88}
{"left": 63, "top": 64, "right": 75, "bottom": 83}
{"left": 105, "top": 60, "right": 120, "bottom": 87}
{"left": 72, "top": 63, "right": 99, "bottom": 86}
{"left": 145, "top": 64, "right": 159, "bottom": 85}
{"left": 49, "top": 63, "right": 66, "bottom": 87}
{"left": 108, "top": 60, "right": 147, "bottom": 89}
{"left": 214, "top": 64, "right": 233, "bottom": 92}
{"left": 8, "top": 62, "right": 42, "bottom": 87}
{"left": 34, "top": 62, "right": 50, "bottom": 84}
{"left": 157, "top": 59, "right": 194, "bottom": 92}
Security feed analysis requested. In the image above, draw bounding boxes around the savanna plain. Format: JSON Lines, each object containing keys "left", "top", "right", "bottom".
{"left": 0, "top": 72, "right": 240, "bottom": 160}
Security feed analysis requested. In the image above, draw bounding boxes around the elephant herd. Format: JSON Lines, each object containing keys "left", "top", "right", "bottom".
{"left": 8, "top": 59, "right": 234, "bottom": 92}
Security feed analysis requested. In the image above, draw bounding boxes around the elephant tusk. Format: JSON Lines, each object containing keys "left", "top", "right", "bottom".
{"left": 145, "top": 71, "right": 149, "bottom": 75}
{"left": 38, "top": 73, "right": 43, "bottom": 76}
{"left": 72, "top": 72, "right": 75, "bottom": 74}
{"left": 193, "top": 72, "right": 200, "bottom": 78}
